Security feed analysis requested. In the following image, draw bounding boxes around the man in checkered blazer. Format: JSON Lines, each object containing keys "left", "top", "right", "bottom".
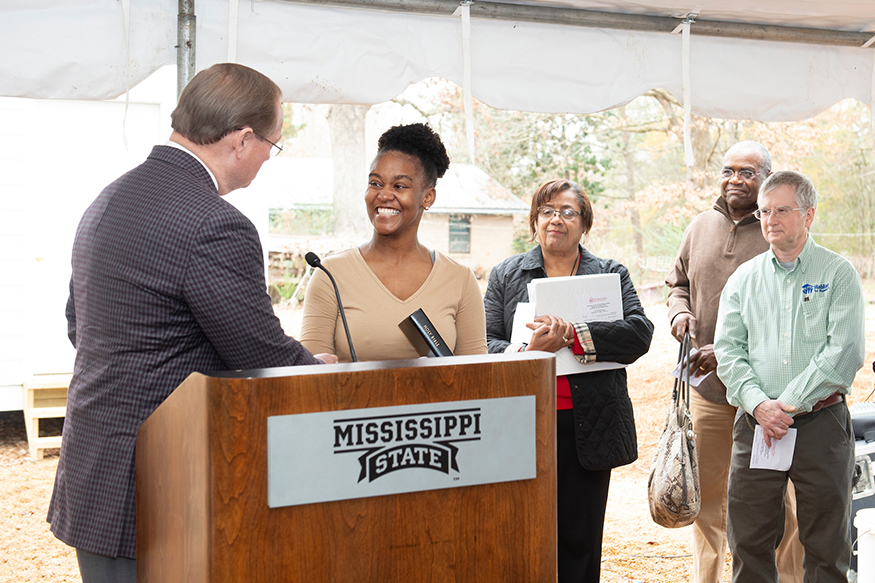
{"left": 49, "top": 63, "right": 336, "bottom": 582}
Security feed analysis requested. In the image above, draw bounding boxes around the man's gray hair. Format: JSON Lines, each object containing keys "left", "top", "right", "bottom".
{"left": 170, "top": 63, "right": 281, "bottom": 146}
{"left": 759, "top": 170, "right": 818, "bottom": 210}
{"left": 728, "top": 140, "right": 772, "bottom": 176}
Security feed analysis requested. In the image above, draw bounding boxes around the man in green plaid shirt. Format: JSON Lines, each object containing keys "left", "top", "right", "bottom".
{"left": 715, "top": 170, "right": 865, "bottom": 583}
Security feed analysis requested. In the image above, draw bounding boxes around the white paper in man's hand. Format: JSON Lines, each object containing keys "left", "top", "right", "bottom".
{"left": 750, "top": 426, "right": 797, "bottom": 471}
{"left": 669, "top": 348, "right": 711, "bottom": 387}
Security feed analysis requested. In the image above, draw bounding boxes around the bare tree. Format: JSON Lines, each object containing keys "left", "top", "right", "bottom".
{"left": 326, "top": 104, "right": 371, "bottom": 240}
{"left": 616, "top": 106, "right": 645, "bottom": 258}
{"left": 645, "top": 89, "right": 724, "bottom": 191}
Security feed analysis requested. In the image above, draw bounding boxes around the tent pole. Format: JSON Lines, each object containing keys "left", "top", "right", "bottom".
{"left": 177, "top": 0, "right": 196, "bottom": 99}
{"left": 280, "top": 0, "right": 875, "bottom": 49}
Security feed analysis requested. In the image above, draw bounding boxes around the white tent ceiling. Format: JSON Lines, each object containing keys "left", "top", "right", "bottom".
{"left": 2, "top": 0, "right": 874, "bottom": 121}
{"left": 518, "top": 0, "right": 875, "bottom": 30}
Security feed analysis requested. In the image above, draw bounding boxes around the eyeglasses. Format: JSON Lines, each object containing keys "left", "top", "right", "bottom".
{"left": 721, "top": 168, "right": 758, "bottom": 180}
{"left": 537, "top": 207, "right": 581, "bottom": 220}
{"left": 754, "top": 206, "right": 805, "bottom": 220}
{"left": 253, "top": 132, "right": 284, "bottom": 157}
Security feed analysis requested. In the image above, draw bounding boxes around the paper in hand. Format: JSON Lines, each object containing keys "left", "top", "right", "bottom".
{"left": 510, "top": 302, "right": 535, "bottom": 345}
{"left": 670, "top": 348, "right": 711, "bottom": 387}
{"left": 750, "top": 426, "right": 797, "bottom": 471}
{"left": 510, "top": 302, "right": 625, "bottom": 375}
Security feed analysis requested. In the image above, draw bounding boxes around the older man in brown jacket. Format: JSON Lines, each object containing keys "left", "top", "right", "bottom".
{"left": 666, "top": 141, "right": 803, "bottom": 583}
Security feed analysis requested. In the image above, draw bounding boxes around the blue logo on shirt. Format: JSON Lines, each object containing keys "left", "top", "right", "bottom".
{"left": 801, "top": 283, "right": 829, "bottom": 295}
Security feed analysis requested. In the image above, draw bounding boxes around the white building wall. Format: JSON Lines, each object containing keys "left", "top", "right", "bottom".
{"left": 0, "top": 67, "right": 177, "bottom": 410}
{"left": 418, "top": 214, "right": 450, "bottom": 255}
{"left": 466, "top": 215, "right": 518, "bottom": 276}
{"left": 0, "top": 97, "right": 29, "bottom": 409}
{"left": 419, "top": 213, "right": 519, "bottom": 283}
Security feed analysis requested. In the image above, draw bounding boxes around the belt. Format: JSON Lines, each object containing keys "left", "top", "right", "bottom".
{"left": 797, "top": 392, "right": 844, "bottom": 416}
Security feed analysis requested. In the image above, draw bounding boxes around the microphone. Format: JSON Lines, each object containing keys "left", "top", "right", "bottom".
{"left": 305, "top": 252, "right": 357, "bottom": 362}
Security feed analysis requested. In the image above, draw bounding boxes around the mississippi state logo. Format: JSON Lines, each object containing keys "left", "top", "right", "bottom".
{"left": 267, "top": 396, "right": 534, "bottom": 508}
{"left": 333, "top": 407, "right": 482, "bottom": 483}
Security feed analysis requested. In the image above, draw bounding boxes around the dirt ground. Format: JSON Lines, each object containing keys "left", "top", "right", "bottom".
{"left": 2, "top": 301, "right": 874, "bottom": 583}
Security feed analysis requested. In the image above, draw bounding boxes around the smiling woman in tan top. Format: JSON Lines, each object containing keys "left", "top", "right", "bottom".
{"left": 300, "top": 123, "right": 486, "bottom": 362}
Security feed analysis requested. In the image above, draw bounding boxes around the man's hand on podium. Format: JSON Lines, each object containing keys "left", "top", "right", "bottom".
{"left": 315, "top": 353, "right": 339, "bottom": 364}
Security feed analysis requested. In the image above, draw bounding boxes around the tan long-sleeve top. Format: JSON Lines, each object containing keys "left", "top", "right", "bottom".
{"left": 300, "top": 248, "right": 487, "bottom": 363}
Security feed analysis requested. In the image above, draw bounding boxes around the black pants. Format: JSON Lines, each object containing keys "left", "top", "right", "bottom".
{"left": 76, "top": 548, "right": 136, "bottom": 583}
{"left": 557, "top": 408, "right": 612, "bottom": 583}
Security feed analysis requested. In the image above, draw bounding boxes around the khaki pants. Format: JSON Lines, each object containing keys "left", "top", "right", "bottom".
{"left": 690, "top": 391, "right": 804, "bottom": 583}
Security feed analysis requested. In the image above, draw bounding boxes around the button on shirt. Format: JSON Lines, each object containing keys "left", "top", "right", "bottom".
{"left": 714, "top": 236, "right": 865, "bottom": 416}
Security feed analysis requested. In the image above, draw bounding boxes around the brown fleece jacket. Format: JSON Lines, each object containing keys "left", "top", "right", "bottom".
{"left": 666, "top": 197, "right": 769, "bottom": 403}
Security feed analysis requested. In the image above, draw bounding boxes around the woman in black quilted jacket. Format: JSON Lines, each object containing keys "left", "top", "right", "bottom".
{"left": 484, "top": 178, "right": 653, "bottom": 583}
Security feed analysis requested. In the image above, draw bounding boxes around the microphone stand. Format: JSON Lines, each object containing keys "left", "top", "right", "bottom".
{"left": 305, "top": 252, "right": 358, "bottom": 362}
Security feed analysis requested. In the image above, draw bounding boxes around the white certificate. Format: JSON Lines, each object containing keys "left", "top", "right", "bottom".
{"left": 527, "top": 273, "right": 623, "bottom": 322}
{"left": 510, "top": 302, "right": 625, "bottom": 376}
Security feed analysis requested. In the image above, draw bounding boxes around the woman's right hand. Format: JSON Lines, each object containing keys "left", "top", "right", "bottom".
{"left": 525, "top": 315, "right": 575, "bottom": 352}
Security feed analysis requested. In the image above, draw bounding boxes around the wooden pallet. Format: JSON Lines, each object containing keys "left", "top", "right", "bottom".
{"left": 22, "top": 374, "right": 71, "bottom": 461}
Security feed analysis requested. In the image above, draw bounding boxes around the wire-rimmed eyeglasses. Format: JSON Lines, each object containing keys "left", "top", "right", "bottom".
{"left": 537, "top": 206, "right": 581, "bottom": 220}
{"left": 254, "top": 132, "right": 284, "bottom": 157}
{"left": 753, "top": 206, "right": 805, "bottom": 220}
{"left": 721, "top": 168, "right": 758, "bottom": 180}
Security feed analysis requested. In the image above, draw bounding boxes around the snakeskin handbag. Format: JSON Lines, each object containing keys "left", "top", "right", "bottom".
{"left": 647, "top": 331, "right": 701, "bottom": 528}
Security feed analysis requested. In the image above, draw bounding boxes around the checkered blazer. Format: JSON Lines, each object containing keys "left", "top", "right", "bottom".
{"left": 48, "top": 146, "right": 320, "bottom": 558}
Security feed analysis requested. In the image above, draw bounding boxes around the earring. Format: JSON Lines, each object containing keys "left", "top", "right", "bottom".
{"left": 424, "top": 206, "right": 430, "bottom": 211}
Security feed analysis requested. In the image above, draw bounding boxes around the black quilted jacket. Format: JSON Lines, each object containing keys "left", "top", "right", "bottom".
{"left": 485, "top": 245, "right": 654, "bottom": 471}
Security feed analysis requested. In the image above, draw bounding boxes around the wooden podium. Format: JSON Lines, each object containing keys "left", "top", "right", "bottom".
{"left": 136, "top": 352, "right": 557, "bottom": 582}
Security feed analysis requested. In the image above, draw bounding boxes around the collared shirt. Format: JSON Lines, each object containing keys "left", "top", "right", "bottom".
{"left": 714, "top": 235, "right": 865, "bottom": 415}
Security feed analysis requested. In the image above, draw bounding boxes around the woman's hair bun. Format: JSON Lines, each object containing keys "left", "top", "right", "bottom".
{"left": 377, "top": 123, "right": 450, "bottom": 188}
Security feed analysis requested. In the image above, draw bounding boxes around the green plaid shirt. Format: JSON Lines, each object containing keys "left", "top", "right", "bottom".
{"left": 715, "top": 236, "right": 865, "bottom": 416}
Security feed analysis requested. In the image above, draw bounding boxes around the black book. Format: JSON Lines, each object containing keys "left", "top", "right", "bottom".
{"left": 398, "top": 308, "right": 454, "bottom": 357}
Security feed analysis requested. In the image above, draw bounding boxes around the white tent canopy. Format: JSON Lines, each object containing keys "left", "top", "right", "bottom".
{"left": 3, "top": 0, "right": 874, "bottom": 121}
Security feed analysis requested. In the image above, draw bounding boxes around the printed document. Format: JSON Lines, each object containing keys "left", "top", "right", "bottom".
{"left": 750, "top": 426, "right": 797, "bottom": 471}
{"left": 511, "top": 272, "right": 626, "bottom": 375}
{"left": 527, "top": 273, "right": 623, "bottom": 322}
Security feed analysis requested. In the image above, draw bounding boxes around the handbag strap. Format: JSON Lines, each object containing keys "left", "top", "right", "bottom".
{"left": 673, "top": 331, "right": 692, "bottom": 411}
{"left": 681, "top": 331, "right": 692, "bottom": 409}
